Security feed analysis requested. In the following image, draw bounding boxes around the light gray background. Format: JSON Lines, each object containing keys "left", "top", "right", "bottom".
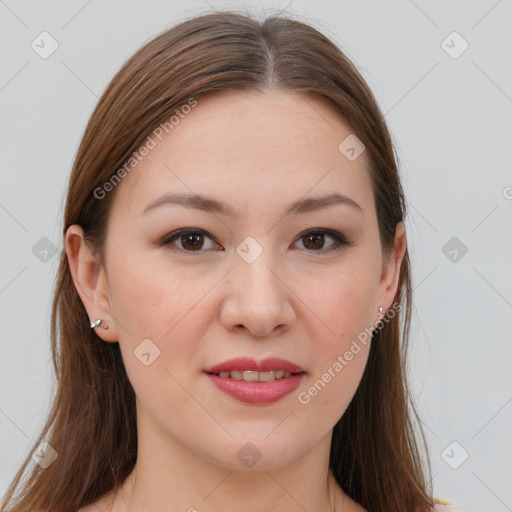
{"left": 1, "top": 0, "right": 511, "bottom": 510}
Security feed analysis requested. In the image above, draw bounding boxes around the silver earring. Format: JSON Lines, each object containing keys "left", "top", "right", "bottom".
{"left": 90, "top": 318, "right": 109, "bottom": 329}
{"left": 377, "top": 306, "right": 384, "bottom": 320}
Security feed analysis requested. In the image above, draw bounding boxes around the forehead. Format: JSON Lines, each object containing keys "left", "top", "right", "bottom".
{"left": 110, "top": 89, "right": 374, "bottom": 220}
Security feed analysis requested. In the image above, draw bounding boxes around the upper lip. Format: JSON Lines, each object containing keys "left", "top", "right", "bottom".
{"left": 204, "top": 357, "right": 305, "bottom": 374}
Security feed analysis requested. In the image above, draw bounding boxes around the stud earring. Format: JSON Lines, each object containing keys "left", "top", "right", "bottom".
{"left": 90, "top": 318, "right": 109, "bottom": 330}
{"left": 377, "top": 306, "right": 384, "bottom": 320}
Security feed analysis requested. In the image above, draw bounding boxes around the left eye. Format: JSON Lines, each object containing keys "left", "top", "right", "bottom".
{"left": 161, "top": 228, "right": 350, "bottom": 254}
{"left": 293, "top": 229, "right": 349, "bottom": 251}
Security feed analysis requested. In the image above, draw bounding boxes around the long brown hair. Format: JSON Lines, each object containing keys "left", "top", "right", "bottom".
{"left": 2, "top": 10, "right": 434, "bottom": 512}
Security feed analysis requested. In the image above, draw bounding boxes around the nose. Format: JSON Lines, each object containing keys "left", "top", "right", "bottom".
{"left": 219, "top": 248, "right": 296, "bottom": 337}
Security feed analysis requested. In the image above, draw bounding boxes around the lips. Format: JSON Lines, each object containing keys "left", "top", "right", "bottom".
{"left": 203, "top": 357, "right": 306, "bottom": 405}
{"left": 203, "top": 357, "right": 305, "bottom": 374}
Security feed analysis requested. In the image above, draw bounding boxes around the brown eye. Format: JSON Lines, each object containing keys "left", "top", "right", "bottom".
{"left": 294, "top": 229, "right": 350, "bottom": 252}
{"left": 303, "top": 232, "right": 326, "bottom": 250}
{"left": 181, "top": 233, "right": 204, "bottom": 250}
{"left": 162, "top": 229, "right": 222, "bottom": 253}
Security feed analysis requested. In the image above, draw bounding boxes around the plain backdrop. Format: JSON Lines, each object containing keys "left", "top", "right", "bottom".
{"left": 1, "top": 1, "right": 511, "bottom": 510}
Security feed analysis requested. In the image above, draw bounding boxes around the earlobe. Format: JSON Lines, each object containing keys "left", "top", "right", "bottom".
{"left": 65, "top": 225, "right": 118, "bottom": 343}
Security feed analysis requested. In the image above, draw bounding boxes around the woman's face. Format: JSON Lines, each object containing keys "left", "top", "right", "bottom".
{"left": 69, "top": 90, "right": 405, "bottom": 471}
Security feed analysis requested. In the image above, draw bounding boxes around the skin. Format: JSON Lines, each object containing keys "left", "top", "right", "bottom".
{"left": 67, "top": 89, "right": 406, "bottom": 512}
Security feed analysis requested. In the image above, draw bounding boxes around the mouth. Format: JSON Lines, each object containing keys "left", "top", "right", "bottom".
{"left": 207, "top": 369, "right": 302, "bottom": 382}
{"left": 203, "top": 358, "right": 306, "bottom": 405}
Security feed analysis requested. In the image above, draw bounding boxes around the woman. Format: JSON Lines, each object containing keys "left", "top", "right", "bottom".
{"left": 2, "top": 10, "right": 464, "bottom": 512}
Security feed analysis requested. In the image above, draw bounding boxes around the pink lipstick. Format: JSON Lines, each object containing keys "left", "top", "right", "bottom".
{"left": 204, "top": 357, "right": 306, "bottom": 405}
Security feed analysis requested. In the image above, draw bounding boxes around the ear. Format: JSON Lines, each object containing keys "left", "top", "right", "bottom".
{"left": 65, "top": 224, "right": 118, "bottom": 343}
{"left": 375, "top": 221, "right": 407, "bottom": 325}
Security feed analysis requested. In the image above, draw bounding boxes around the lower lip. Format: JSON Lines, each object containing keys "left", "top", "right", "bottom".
{"left": 205, "top": 372, "right": 305, "bottom": 405}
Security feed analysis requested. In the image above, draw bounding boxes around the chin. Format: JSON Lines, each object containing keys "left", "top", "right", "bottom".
{"left": 200, "top": 434, "right": 310, "bottom": 472}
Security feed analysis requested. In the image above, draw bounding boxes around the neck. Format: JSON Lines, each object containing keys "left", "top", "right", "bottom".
{"left": 110, "top": 413, "right": 342, "bottom": 512}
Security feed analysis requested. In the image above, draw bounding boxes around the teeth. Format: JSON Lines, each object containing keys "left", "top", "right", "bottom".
{"left": 257, "top": 371, "right": 276, "bottom": 382}
{"left": 243, "top": 371, "right": 259, "bottom": 382}
{"left": 215, "top": 370, "right": 294, "bottom": 382}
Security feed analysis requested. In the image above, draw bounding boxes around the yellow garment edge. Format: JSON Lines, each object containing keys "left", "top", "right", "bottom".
{"left": 434, "top": 498, "right": 453, "bottom": 505}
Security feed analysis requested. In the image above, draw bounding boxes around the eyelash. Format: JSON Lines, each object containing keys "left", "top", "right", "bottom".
{"left": 160, "top": 228, "right": 353, "bottom": 255}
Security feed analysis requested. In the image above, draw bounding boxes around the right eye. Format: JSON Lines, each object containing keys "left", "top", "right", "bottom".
{"left": 161, "top": 228, "right": 223, "bottom": 254}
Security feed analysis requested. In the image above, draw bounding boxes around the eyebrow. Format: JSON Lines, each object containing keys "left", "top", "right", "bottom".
{"left": 141, "top": 192, "right": 363, "bottom": 217}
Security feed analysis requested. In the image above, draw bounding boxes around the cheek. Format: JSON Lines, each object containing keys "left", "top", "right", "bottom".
{"left": 292, "top": 262, "right": 377, "bottom": 421}
{"left": 109, "top": 264, "right": 180, "bottom": 340}
{"left": 107, "top": 259, "right": 210, "bottom": 417}
{"left": 297, "top": 297, "right": 372, "bottom": 431}
{"left": 106, "top": 254, "right": 216, "bottom": 382}
{"left": 108, "top": 253, "right": 214, "bottom": 340}
{"left": 301, "top": 263, "right": 379, "bottom": 348}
